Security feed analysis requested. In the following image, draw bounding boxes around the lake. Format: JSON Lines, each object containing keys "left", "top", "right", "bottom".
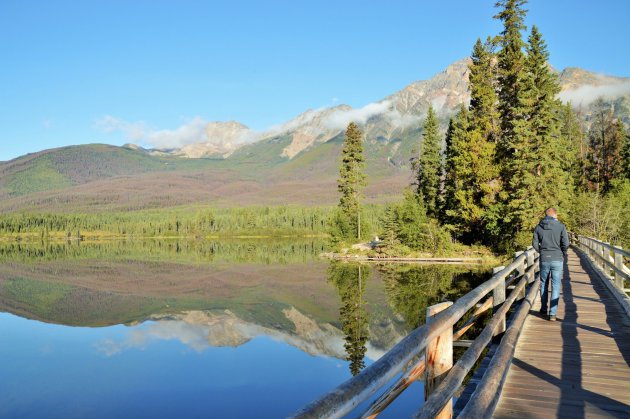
{"left": 0, "top": 239, "right": 491, "bottom": 418}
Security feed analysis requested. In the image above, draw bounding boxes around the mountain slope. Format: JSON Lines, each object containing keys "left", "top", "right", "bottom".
{"left": 1, "top": 61, "right": 628, "bottom": 213}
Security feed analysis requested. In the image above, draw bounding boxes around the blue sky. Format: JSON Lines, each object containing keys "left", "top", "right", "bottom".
{"left": 1, "top": 0, "right": 629, "bottom": 161}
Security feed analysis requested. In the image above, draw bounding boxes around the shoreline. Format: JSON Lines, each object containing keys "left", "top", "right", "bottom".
{"left": 321, "top": 253, "right": 496, "bottom": 264}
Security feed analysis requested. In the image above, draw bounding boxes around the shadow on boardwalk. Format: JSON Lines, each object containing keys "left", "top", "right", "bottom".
{"left": 493, "top": 249, "right": 630, "bottom": 418}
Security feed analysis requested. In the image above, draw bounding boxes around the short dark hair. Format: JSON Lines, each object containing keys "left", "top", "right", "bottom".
{"left": 545, "top": 207, "right": 557, "bottom": 217}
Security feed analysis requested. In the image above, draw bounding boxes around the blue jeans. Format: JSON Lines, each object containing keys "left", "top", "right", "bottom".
{"left": 540, "top": 260, "right": 563, "bottom": 316}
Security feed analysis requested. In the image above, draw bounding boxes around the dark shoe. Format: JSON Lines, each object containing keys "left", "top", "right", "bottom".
{"left": 548, "top": 315, "right": 556, "bottom": 321}
{"left": 539, "top": 308, "right": 547, "bottom": 316}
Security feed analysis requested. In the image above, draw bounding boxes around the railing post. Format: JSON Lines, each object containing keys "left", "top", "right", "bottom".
{"left": 594, "top": 241, "right": 601, "bottom": 268}
{"left": 614, "top": 247, "right": 624, "bottom": 291}
{"left": 515, "top": 251, "right": 526, "bottom": 300}
{"left": 492, "top": 266, "right": 506, "bottom": 338}
{"left": 603, "top": 242, "right": 612, "bottom": 277}
{"left": 526, "top": 251, "right": 536, "bottom": 284}
{"left": 425, "top": 301, "right": 453, "bottom": 419}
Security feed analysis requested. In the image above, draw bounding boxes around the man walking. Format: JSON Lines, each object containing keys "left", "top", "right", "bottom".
{"left": 532, "top": 207, "right": 569, "bottom": 321}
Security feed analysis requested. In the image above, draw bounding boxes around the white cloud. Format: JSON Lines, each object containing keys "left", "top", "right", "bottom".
{"left": 324, "top": 101, "right": 392, "bottom": 130}
{"left": 559, "top": 81, "right": 630, "bottom": 106}
{"left": 95, "top": 116, "right": 245, "bottom": 150}
{"left": 96, "top": 99, "right": 422, "bottom": 152}
{"left": 323, "top": 100, "right": 420, "bottom": 131}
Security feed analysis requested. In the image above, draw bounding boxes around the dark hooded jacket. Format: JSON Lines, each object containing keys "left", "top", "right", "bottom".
{"left": 532, "top": 216, "right": 569, "bottom": 262}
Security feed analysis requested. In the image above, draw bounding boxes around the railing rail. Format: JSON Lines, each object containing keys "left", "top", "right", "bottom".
{"left": 292, "top": 248, "right": 540, "bottom": 419}
{"left": 571, "top": 234, "right": 630, "bottom": 319}
{"left": 572, "top": 234, "right": 630, "bottom": 296}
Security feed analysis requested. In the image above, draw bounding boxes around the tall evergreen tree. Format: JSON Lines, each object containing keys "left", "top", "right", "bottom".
{"left": 493, "top": 0, "right": 530, "bottom": 250}
{"left": 560, "top": 102, "right": 586, "bottom": 190}
{"left": 336, "top": 122, "right": 366, "bottom": 239}
{"left": 509, "top": 25, "right": 573, "bottom": 246}
{"left": 417, "top": 106, "right": 441, "bottom": 217}
{"left": 442, "top": 105, "right": 469, "bottom": 231}
{"left": 587, "top": 102, "right": 626, "bottom": 193}
{"left": 466, "top": 38, "right": 502, "bottom": 242}
{"left": 622, "top": 122, "right": 630, "bottom": 180}
{"left": 494, "top": 0, "right": 528, "bottom": 162}
{"left": 442, "top": 39, "right": 501, "bottom": 243}
{"left": 469, "top": 37, "right": 500, "bottom": 142}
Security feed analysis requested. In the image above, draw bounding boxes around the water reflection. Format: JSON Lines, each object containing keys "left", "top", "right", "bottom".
{"left": 0, "top": 240, "right": 491, "bottom": 417}
{"left": 328, "top": 262, "right": 370, "bottom": 375}
{"left": 327, "top": 261, "right": 490, "bottom": 375}
{"left": 0, "top": 238, "right": 327, "bottom": 265}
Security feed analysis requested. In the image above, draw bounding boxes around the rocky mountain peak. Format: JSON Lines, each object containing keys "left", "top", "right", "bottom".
{"left": 387, "top": 58, "right": 471, "bottom": 116}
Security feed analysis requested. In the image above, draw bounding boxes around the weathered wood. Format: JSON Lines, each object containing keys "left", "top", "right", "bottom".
{"left": 493, "top": 266, "right": 506, "bottom": 337}
{"left": 425, "top": 302, "right": 453, "bottom": 419}
{"left": 494, "top": 249, "right": 630, "bottom": 418}
{"left": 526, "top": 251, "right": 535, "bottom": 284}
{"left": 457, "top": 276, "right": 540, "bottom": 418}
{"left": 614, "top": 246, "right": 625, "bottom": 291}
{"left": 291, "top": 250, "right": 535, "bottom": 419}
{"left": 514, "top": 252, "right": 526, "bottom": 301}
{"left": 414, "top": 273, "right": 530, "bottom": 419}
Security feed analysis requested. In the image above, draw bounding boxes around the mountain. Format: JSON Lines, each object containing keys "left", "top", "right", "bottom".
{"left": 1, "top": 60, "right": 628, "bottom": 212}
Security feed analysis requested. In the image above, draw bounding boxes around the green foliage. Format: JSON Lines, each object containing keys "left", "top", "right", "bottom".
{"left": 568, "top": 180, "right": 630, "bottom": 248}
{"left": 505, "top": 25, "right": 575, "bottom": 248}
{"left": 441, "top": 39, "right": 502, "bottom": 245}
{"left": 5, "top": 155, "right": 73, "bottom": 195}
{"left": 336, "top": 122, "right": 367, "bottom": 240}
{"left": 586, "top": 103, "right": 627, "bottom": 193}
{"left": 382, "top": 189, "right": 452, "bottom": 255}
{"left": 560, "top": 103, "right": 587, "bottom": 189}
{"left": 416, "top": 106, "right": 442, "bottom": 217}
{"left": 4, "top": 144, "right": 214, "bottom": 196}
{"left": 494, "top": 0, "right": 528, "bottom": 164}
{"left": 0, "top": 206, "right": 331, "bottom": 238}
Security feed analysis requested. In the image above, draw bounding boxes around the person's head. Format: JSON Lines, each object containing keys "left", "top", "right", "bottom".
{"left": 545, "top": 207, "right": 558, "bottom": 218}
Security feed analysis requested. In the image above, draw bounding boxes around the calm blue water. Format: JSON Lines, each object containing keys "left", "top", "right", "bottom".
{"left": 0, "top": 240, "right": 487, "bottom": 418}
{"left": 0, "top": 313, "right": 348, "bottom": 418}
{"left": 0, "top": 313, "right": 428, "bottom": 418}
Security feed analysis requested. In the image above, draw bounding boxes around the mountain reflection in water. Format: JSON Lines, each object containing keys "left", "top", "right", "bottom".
{"left": 0, "top": 240, "right": 491, "bottom": 418}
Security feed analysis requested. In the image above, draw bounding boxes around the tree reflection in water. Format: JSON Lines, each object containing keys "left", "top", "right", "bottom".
{"left": 328, "top": 261, "right": 491, "bottom": 375}
{"left": 327, "top": 261, "right": 370, "bottom": 376}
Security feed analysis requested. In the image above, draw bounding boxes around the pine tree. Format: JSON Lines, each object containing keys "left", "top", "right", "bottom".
{"left": 560, "top": 102, "right": 586, "bottom": 190}
{"left": 587, "top": 102, "right": 626, "bottom": 193}
{"left": 493, "top": 0, "right": 530, "bottom": 250}
{"left": 622, "top": 122, "right": 630, "bottom": 180}
{"left": 466, "top": 38, "right": 502, "bottom": 242}
{"left": 441, "top": 39, "right": 501, "bottom": 243}
{"left": 337, "top": 122, "right": 366, "bottom": 239}
{"left": 442, "top": 106, "right": 469, "bottom": 227}
{"left": 494, "top": 0, "right": 528, "bottom": 162}
{"left": 417, "top": 106, "right": 441, "bottom": 217}
{"left": 381, "top": 204, "right": 400, "bottom": 249}
{"left": 469, "top": 38, "right": 500, "bottom": 142}
{"left": 509, "top": 26, "right": 574, "bottom": 246}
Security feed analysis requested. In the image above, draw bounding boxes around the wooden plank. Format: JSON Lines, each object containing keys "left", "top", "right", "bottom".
{"left": 493, "top": 248, "right": 630, "bottom": 418}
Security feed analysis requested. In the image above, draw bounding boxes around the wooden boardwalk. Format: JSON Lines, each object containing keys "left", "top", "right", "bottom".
{"left": 494, "top": 249, "right": 630, "bottom": 418}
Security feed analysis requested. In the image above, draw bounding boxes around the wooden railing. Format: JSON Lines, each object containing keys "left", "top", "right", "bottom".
{"left": 572, "top": 234, "right": 630, "bottom": 311}
{"left": 292, "top": 248, "right": 540, "bottom": 418}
